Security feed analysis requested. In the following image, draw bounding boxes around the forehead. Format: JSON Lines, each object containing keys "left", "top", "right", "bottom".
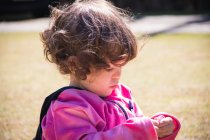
{"left": 107, "top": 57, "right": 128, "bottom": 67}
{"left": 109, "top": 59, "right": 127, "bottom": 67}
{"left": 90, "top": 59, "right": 125, "bottom": 71}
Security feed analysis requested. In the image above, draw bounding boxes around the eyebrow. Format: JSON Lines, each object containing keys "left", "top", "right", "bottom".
{"left": 108, "top": 60, "right": 126, "bottom": 68}
{"left": 112, "top": 58, "right": 127, "bottom": 65}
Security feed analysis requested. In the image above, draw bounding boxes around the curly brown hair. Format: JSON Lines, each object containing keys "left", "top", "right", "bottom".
{"left": 41, "top": 0, "right": 137, "bottom": 80}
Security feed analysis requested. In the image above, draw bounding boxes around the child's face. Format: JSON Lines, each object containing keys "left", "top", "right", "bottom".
{"left": 80, "top": 60, "right": 125, "bottom": 97}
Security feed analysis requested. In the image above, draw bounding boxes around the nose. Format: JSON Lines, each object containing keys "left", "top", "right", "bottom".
{"left": 112, "top": 66, "right": 121, "bottom": 79}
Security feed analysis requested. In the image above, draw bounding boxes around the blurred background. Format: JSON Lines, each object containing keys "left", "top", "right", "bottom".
{"left": 0, "top": 0, "right": 210, "bottom": 19}
{"left": 0, "top": 0, "right": 210, "bottom": 140}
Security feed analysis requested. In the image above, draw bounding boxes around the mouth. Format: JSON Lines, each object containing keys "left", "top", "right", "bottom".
{"left": 110, "top": 84, "right": 118, "bottom": 89}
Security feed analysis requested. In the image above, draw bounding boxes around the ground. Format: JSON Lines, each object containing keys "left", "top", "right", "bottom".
{"left": 0, "top": 32, "right": 209, "bottom": 140}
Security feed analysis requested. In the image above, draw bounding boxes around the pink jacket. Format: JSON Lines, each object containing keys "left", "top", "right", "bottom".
{"left": 42, "top": 84, "right": 180, "bottom": 140}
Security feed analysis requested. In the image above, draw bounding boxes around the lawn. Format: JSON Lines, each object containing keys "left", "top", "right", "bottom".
{"left": 0, "top": 32, "right": 209, "bottom": 140}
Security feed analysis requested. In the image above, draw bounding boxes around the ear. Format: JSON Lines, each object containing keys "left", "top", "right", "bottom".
{"left": 67, "top": 56, "right": 80, "bottom": 72}
{"left": 68, "top": 56, "right": 87, "bottom": 80}
{"left": 68, "top": 56, "right": 78, "bottom": 63}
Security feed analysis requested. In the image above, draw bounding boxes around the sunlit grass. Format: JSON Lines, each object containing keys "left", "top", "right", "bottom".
{"left": 0, "top": 32, "right": 210, "bottom": 140}
{"left": 122, "top": 33, "right": 210, "bottom": 140}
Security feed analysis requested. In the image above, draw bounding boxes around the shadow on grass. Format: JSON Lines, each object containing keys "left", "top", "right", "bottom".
{"left": 148, "top": 14, "right": 210, "bottom": 36}
{"left": 133, "top": 14, "right": 210, "bottom": 36}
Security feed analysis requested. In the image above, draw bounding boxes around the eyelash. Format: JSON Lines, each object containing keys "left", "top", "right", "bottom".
{"left": 105, "top": 67, "right": 114, "bottom": 72}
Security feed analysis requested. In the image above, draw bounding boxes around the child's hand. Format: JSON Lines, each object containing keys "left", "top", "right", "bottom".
{"left": 151, "top": 116, "right": 175, "bottom": 138}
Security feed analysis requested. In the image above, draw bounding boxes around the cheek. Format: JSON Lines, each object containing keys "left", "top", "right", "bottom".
{"left": 86, "top": 70, "right": 113, "bottom": 87}
{"left": 101, "top": 73, "right": 113, "bottom": 83}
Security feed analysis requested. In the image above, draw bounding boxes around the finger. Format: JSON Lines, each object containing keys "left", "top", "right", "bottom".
{"left": 153, "top": 126, "right": 159, "bottom": 131}
{"left": 155, "top": 126, "right": 166, "bottom": 138}
{"left": 154, "top": 115, "right": 165, "bottom": 121}
{"left": 151, "top": 119, "right": 159, "bottom": 126}
{"left": 159, "top": 117, "right": 173, "bottom": 127}
{"left": 158, "top": 123, "right": 175, "bottom": 136}
{"left": 153, "top": 126, "right": 163, "bottom": 138}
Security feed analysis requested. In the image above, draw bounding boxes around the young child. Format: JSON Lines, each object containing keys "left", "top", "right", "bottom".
{"left": 35, "top": 0, "right": 181, "bottom": 139}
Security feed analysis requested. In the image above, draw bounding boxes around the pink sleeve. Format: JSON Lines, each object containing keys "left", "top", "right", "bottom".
{"left": 151, "top": 113, "right": 181, "bottom": 140}
{"left": 42, "top": 101, "right": 159, "bottom": 140}
{"left": 132, "top": 99, "right": 144, "bottom": 117}
{"left": 83, "top": 117, "right": 158, "bottom": 140}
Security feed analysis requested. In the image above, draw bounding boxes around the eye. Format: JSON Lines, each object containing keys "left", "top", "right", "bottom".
{"left": 105, "top": 67, "right": 114, "bottom": 72}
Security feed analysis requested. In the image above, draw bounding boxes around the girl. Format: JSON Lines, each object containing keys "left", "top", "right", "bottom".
{"left": 35, "top": 0, "right": 181, "bottom": 139}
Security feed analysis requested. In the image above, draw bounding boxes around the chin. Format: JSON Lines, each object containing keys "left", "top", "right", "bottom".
{"left": 100, "top": 91, "right": 112, "bottom": 97}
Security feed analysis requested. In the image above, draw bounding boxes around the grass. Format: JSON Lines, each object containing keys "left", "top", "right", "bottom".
{"left": 0, "top": 32, "right": 210, "bottom": 140}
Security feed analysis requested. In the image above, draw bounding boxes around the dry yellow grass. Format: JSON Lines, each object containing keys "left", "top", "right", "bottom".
{"left": 0, "top": 32, "right": 209, "bottom": 140}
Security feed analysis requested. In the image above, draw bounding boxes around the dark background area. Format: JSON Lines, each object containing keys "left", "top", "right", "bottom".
{"left": 112, "top": 0, "right": 210, "bottom": 14}
{"left": 0, "top": 0, "right": 210, "bottom": 21}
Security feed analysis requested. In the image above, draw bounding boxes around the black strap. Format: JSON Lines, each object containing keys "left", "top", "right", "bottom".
{"left": 105, "top": 100, "right": 129, "bottom": 120}
{"left": 33, "top": 86, "right": 82, "bottom": 140}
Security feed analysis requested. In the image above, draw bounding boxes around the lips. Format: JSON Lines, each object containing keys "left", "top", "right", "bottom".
{"left": 110, "top": 84, "right": 118, "bottom": 89}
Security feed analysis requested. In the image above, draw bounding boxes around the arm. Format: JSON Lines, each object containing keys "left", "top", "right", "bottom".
{"left": 42, "top": 101, "right": 159, "bottom": 140}
{"left": 151, "top": 113, "right": 181, "bottom": 140}
{"left": 130, "top": 97, "right": 180, "bottom": 140}
{"left": 83, "top": 117, "right": 158, "bottom": 140}
{"left": 126, "top": 90, "right": 180, "bottom": 139}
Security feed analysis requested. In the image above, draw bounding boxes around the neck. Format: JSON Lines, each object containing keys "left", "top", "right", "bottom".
{"left": 69, "top": 75, "right": 85, "bottom": 89}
